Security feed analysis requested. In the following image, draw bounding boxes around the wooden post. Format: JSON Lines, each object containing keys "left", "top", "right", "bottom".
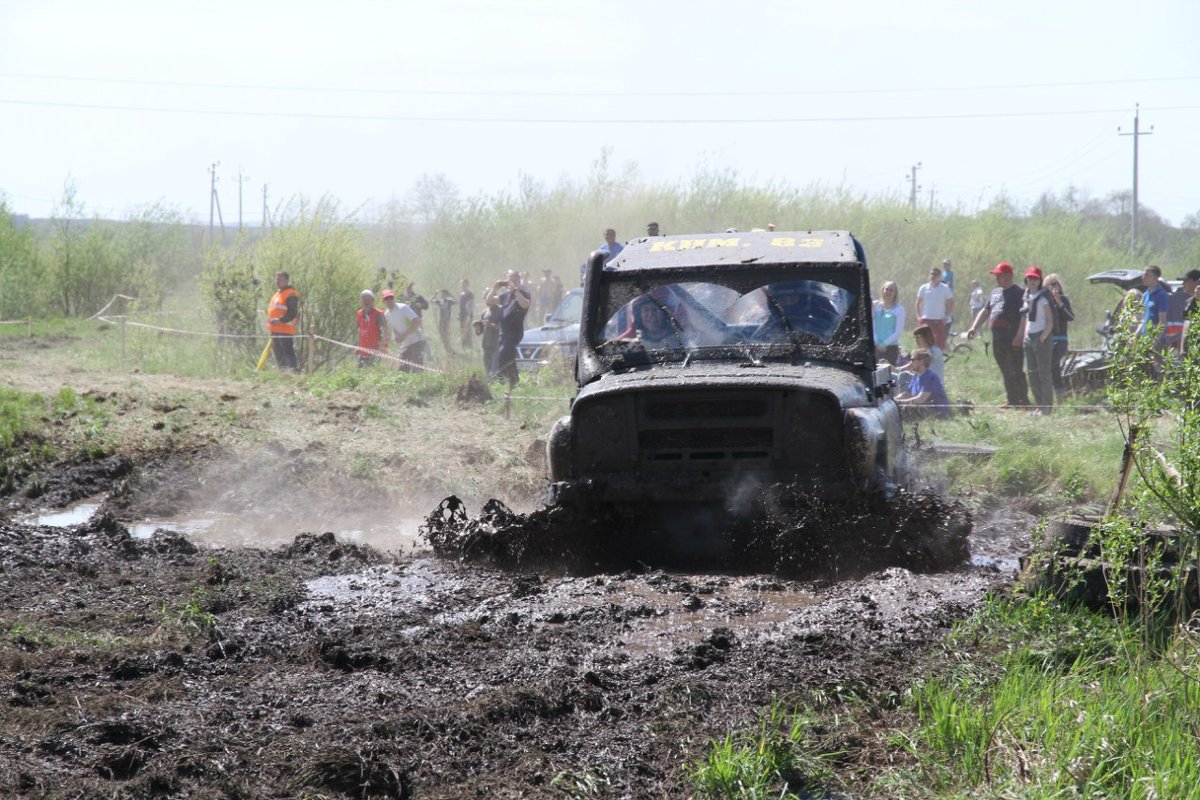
{"left": 120, "top": 317, "right": 127, "bottom": 360}
{"left": 26, "top": 318, "right": 32, "bottom": 338}
{"left": 503, "top": 391, "right": 511, "bottom": 420}
{"left": 307, "top": 333, "right": 315, "bottom": 375}
{"left": 1107, "top": 423, "right": 1140, "bottom": 516}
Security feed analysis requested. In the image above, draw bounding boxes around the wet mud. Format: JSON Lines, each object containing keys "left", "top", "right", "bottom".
{"left": 1, "top": 456, "right": 1029, "bottom": 798}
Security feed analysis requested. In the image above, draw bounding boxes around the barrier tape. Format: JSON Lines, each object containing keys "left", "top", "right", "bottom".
{"left": 311, "top": 335, "right": 443, "bottom": 374}
{"left": 97, "top": 316, "right": 266, "bottom": 339}
{"left": 0, "top": 319, "right": 31, "bottom": 326}
{"left": 88, "top": 294, "right": 139, "bottom": 320}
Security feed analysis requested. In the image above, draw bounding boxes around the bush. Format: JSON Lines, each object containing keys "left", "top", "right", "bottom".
{"left": 201, "top": 196, "right": 376, "bottom": 369}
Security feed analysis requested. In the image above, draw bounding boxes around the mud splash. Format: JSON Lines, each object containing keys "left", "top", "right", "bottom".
{"left": 422, "top": 486, "right": 972, "bottom": 577}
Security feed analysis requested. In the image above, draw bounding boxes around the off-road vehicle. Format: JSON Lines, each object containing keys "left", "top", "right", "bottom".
{"left": 547, "top": 230, "right": 903, "bottom": 525}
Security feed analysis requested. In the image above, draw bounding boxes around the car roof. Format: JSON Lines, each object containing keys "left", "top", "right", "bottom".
{"left": 1088, "top": 268, "right": 1181, "bottom": 292}
{"left": 602, "top": 230, "right": 862, "bottom": 271}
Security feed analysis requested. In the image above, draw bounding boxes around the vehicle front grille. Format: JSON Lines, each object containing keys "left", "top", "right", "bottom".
{"left": 636, "top": 392, "right": 776, "bottom": 467}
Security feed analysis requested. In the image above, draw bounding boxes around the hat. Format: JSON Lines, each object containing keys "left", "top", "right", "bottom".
{"left": 1024, "top": 266, "right": 1043, "bottom": 281}
{"left": 647, "top": 221, "right": 659, "bottom": 228}
{"left": 1179, "top": 269, "right": 1200, "bottom": 282}
{"left": 361, "top": 289, "right": 375, "bottom": 298}
{"left": 942, "top": 258, "right": 951, "bottom": 267}
{"left": 380, "top": 289, "right": 395, "bottom": 299}
{"left": 990, "top": 262, "right": 1013, "bottom": 276}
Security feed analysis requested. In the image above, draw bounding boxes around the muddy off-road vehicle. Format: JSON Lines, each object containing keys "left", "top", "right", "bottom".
{"left": 547, "top": 231, "right": 903, "bottom": 535}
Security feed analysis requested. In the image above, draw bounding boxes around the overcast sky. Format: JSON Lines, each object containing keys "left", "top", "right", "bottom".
{"left": 1, "top": 0, "right": 1197, "bottom": 228}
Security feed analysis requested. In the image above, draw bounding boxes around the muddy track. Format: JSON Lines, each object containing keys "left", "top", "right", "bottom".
{"left": 0, "top": 488, "right": 1027, "bottom": 798}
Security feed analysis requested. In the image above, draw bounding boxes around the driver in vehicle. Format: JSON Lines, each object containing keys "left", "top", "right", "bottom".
{"left": 633, "top": 299, "right": 682, "bottom": 348}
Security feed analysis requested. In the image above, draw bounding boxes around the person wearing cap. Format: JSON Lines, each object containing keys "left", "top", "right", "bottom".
{"left": 355, "top": 289, "right": 388, "bottom": 367}
{"left": 1018, "top": 266, "right": 1055, "bottom": 414}
{"left": 1179, "top": 269, "right": 1200, "bottom": 354}
{"left": 1134, "top": 265, "right": 1170, "bottom": 341}
{"left": 966, "top": 262, "right": 1030, "bottom": 409}
{"left": 266, "top": 271, "right": 300, "bottom": 372}
{"left": 647, "top": 221, "right": 661, "bottom": 237}
{"left": 382, "top": 289, "right": 426, "bottom": 371}
{"left": 916, "top": 266, "right": 954, "bottom": 350}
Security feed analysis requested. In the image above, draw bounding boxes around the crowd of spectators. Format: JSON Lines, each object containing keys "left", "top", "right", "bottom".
{"left": 886, "top": 257, "right": 1200, "bottom": 419}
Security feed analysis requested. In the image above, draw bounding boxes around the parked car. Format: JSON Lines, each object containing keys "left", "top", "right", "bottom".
{"left": 1060, "top": 269, "right": 1181, "bottom": 393}
{"left": 516, "top": 287, "right": 583, "bottom": 370}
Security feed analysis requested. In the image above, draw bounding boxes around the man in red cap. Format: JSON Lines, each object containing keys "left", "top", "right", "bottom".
{"left": 966, "top": 262, "right": 1029, "bottom": 408}
{"left": 1018, "top": 266, "right": 1055, "bottom": 413}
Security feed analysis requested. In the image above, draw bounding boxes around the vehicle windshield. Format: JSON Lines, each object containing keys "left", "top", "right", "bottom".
{"left": 590, "top": 274, "right": 862, "bottom": 366}
{"left": 550, "top": 289, "right": 583, "bottom": 324}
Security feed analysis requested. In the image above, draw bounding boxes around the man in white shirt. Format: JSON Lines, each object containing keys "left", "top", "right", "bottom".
{"left": 381, "top": 289, "right": 426, "bottom": 372}
{"left": 916, "top": 266, "right": 955, "bottom": 350}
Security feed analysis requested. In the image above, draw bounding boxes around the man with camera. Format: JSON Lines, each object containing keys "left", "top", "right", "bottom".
{"left": 485, "top": 270, "right": 531, "bottom": 387}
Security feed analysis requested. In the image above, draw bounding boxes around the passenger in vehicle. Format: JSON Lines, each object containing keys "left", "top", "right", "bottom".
{"left": 754, "top": 285, "right": 841, "bottom": 342}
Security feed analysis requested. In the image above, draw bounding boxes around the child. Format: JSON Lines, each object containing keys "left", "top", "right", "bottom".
{"left": 896, "top": 348, "right": 950, "bottom": 418}
{"left": 912, "top": 324, "right": 944, "bottom": 380}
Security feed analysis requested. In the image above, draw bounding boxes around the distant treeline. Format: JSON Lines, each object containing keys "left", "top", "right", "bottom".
{"left": 2, "top": 164, "right": 1198, "bottom": 349}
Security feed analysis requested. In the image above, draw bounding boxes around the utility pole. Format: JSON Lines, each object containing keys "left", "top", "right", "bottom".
{"left": 208, "top": 162, "right": 220, "bottom": 243}
{"left": 1118, "top": 104, "right": 1153, "bottom": 251}
{"left": 236, "top": 166, "right": 250, "bottom": 232}
{"left": 906, "top": 163, "right": 922, "bottom": 212}
{"left": 262, "top": 184, "right": 270, "bottom": 228}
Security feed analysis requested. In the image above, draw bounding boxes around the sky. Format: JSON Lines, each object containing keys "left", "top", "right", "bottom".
{"left": 1, "top": 0, "right": 1197, "bottom": 228}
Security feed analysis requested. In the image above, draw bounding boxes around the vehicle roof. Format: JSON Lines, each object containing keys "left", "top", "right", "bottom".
{"left": 602, "top": 230, "right": 862, "bottom": 271}
{"left": 1088, "top": 268, "right": 1181, "bottom": 292}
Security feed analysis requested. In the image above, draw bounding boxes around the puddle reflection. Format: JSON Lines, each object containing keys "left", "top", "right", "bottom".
{"left": 20, "top": 495, "right": 423, "bottom": 553}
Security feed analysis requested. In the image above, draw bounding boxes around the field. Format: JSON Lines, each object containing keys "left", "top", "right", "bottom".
{"left": 0, "top": 312, "right": 1179, "bottom": 799}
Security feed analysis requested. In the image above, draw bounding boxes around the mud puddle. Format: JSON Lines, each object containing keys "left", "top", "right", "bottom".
{"left": 18, "top": 494, "right": 425, "bottom": 552}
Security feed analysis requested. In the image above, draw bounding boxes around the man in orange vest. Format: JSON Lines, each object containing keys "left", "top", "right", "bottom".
{"left": 267, "top": 271, "right": 300, "bottom": 371}
{"left": 356, "top": 289, "right": 387, "bottom": 367}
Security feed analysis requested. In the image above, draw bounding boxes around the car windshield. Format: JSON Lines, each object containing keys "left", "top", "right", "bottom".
{"left": 550, "top": 289, "right": 583, "bottom": 323}
{"left": 591, "top": 276, "right": 860, "bottom": 365}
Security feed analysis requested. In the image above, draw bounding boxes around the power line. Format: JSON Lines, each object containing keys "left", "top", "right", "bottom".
{"left": 2, "top": 96, "right": 1197, "bottom": 124}
{"left": 2, "top": 70, "right": 1198, "bottom": 98}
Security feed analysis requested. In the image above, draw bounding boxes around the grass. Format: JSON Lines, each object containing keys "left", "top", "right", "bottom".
{"left": 880, "top": 596, "right": 1200, "bottom": 799}
{"left": 692, "top": 703, "right": 840, "bottom": 799}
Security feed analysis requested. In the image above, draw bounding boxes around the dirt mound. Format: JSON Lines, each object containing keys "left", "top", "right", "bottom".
{"left": 455, "top": 375, "right": 493, "bottom": 405}
{"left": 19, "top": 454, "right": 133, "bottom": 508}
{"left": 421, "top": 486, "right": 971, "bottom": 577}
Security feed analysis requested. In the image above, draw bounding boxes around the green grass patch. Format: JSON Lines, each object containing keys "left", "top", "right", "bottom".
{"left": 691, "top": 702, "right": 840, "bottom": 799}
{"left": 883, "top": 596, "right": 1200, "bottom": 798}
